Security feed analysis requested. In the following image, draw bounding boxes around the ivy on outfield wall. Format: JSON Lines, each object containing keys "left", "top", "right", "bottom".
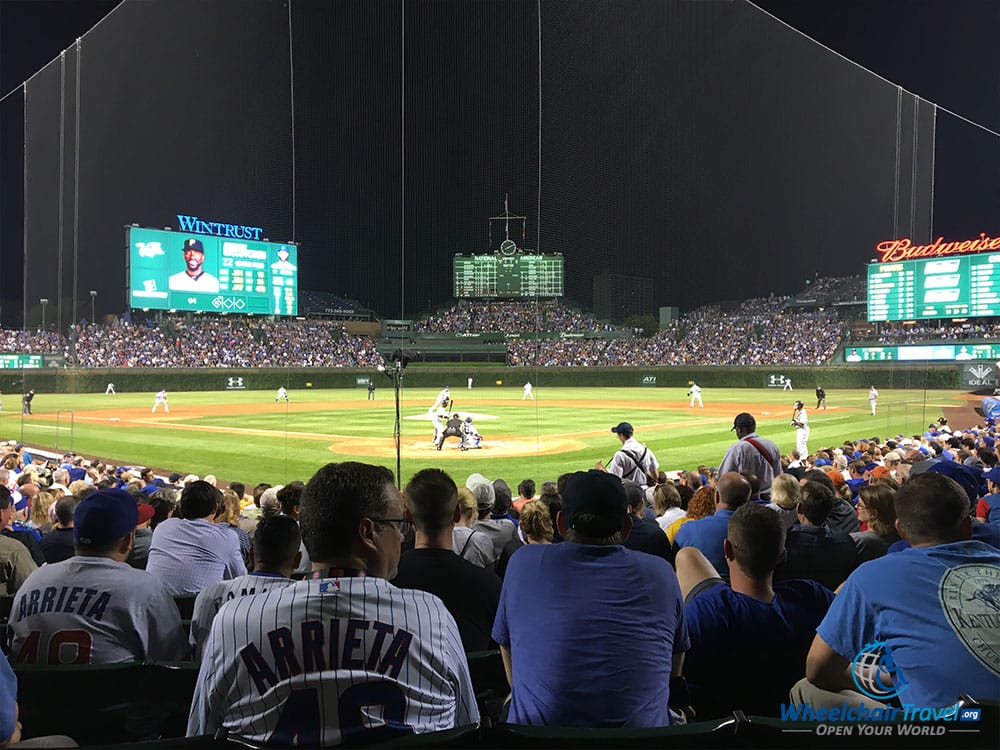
{"left": 1, "top": 364, "right": 960, "bottom": 394}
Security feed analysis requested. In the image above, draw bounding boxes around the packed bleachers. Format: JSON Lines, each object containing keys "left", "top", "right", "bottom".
{"left": 415, "top": 299, "right": 619, "bottom": 334}
{"left": 0, "top": 415, "right": 996, "bottom": 746}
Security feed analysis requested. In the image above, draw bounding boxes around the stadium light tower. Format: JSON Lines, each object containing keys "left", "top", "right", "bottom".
{"left": 90, "top": 290, "right": 97, "bottom": 324}
{"left": 39, "top": 299, "right": 48, "bottom": 331}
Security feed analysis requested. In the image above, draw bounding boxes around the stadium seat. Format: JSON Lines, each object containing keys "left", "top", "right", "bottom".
{"left": 15, "top": 662, "right": 199, "bottom": 744}
{"left": 465, "top": 650, "right": 508, "bottom": 726}
{"left": 173, "top": 594, "right": 198, "bottom": 620}
{"left": 488, "top": 717, "right": 738, "bottom": 748}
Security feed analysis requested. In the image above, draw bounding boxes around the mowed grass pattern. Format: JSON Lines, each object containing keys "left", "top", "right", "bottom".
{"left": 1, "top": 386, "right": 968, "bottom": 486}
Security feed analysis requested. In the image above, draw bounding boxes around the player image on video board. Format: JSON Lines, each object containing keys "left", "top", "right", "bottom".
{"left": 169, "top": 237, "right": 220, "bottom": 292}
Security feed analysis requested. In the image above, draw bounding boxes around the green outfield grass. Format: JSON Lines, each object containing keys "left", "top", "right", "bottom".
{"left": 0, "top": 386, "right": 970, "bottom": 486}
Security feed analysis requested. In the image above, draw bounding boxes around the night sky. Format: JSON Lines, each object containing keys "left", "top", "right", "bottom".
{"left": 1, "top": 0, "right": 997, "bottom": 325}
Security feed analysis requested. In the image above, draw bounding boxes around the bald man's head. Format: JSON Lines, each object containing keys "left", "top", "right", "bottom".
{"left": 716, "top": 472, "right": 752, "bottom": 511}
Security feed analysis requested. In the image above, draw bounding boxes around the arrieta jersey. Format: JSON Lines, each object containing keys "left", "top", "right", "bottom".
{"left": 190, "top": 573, "right": 296, "bottom": 662}
{"left": 8, "top": 556, "right": 188, "bottom": 664}
{"left": 187, "top": 576, "right": 479, "bottom": 745}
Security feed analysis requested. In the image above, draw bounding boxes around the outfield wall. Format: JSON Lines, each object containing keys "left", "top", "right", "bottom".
{"left": 1, "top": 364, "right": 963, "bottom": 394}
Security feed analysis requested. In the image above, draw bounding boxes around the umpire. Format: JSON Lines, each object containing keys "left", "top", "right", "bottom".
{"left": 436, "top": 414, "right": 465, "bottom": 451}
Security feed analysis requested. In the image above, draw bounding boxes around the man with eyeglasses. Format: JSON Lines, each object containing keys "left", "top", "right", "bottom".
{"left": 189, "top": 461, "right": 479, "bottom": 745}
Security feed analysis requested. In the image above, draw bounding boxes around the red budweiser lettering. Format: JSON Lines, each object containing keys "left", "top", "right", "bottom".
{"left": 876, "top": 233, "right": 1000, "bottom": 262}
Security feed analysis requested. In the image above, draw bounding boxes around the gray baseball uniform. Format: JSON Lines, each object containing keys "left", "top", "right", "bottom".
{"left": 8, "top": 556, "right": 188, "bottom": 664}
{"left": 189, "top": 572, "right": 296, "bottom": 662}
{"left": 187, "top": 576, "right": 479, "bottom": 744}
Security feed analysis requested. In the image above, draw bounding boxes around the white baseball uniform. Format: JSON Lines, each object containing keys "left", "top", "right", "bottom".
{"left": 187, "top": 577, "right": 479, "bottom": 744}
{"left": 429, "top": 388, "right": 450, "bottom": 413}
{"left": 689, "top": 383, "right": 703, "bottom": 408}
{"left": 152, "top": 389, "right": 169, "bottom": 413}
{"left": 522, "top": 382, "right": 533, "bottom": 400}
{"left": 793, "top": 407, "right": 810, "bottom": 457}
{"left": 275, "top": 387, "right": 288, "bottom": 402}
{"left": 189, "top": 572, "right": 296, "bottom": 662}
{"left": 869, "top": 387, "right": 879, "bottom": 415}
{"left": 105, "top": 383, "right": 116, "bottom": 395}
{"left": 8, "top": 556, "right": 188, "bottom": 664}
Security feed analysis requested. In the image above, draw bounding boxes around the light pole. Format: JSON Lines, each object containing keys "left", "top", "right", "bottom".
{"left": 89, "top": 290, "right": 97, "bottom": 324}
{"left": 39, "top": 298, "right": 48, "bottom": 331}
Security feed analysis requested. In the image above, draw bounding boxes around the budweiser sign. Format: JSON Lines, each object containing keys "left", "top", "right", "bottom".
{"left": 876, "top": 233, "right": 1000, "bottom": 262}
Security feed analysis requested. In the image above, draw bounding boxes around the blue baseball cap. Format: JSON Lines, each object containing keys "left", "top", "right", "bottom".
{"left": 74, "top": 489, "right": 138, "bottom": 547}
{"left": 611, "top": 422, "right": 634, "bottom": 436}
{"left": 183, "top": 238, "right": 205, "bottom": 253}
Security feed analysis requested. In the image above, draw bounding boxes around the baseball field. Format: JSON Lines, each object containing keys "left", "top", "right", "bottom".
{"left": 0, "top": 385, "right": 977, "bottom": 486}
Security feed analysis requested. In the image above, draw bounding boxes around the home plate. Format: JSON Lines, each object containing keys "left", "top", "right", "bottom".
{"left": 108, "top": 418, "right": 121, "bottom": 421}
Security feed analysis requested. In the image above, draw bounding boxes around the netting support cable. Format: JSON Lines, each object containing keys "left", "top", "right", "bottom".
{"left": 400, "top": 0, "right": 406, "bottom": 321}
{"left": 57, "top": 51, "right": 66, "bottom": 334}
{"left": 287, "top": 0, "right": 297, "bottom": 242}
{"left": 73, "top": 38, "right": 82, "bottom": 326}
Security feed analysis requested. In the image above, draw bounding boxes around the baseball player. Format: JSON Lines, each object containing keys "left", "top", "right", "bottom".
{"left": 783, "top": 377, "right": 793, "bottom": 391}
{"left": 151, "top": 389, "right": 169, "bottom": 413}
{"left": 8, "top": 488, "right": 188, "bottom": 664}
{"left": 105, "top": 382, "right": 116, "bottom": 395}
{"left": 791, "top": 400, "right": 809, "bottom": 459}
{"left": 189, "top": 515, "right": 301, "bottom": 663}
{"left": 187, "top": 461, "right": 479, "bottom": 744}
{"left": 21, "top": 389, "right": 34, "bottom": 416}
{"left": 869, "top": 385, "right": 879, "bottom": 416}
{"left": 429, "top": 386, "right": 451, "bottom": 413}
{"left": 274, "top": 386, "right": 288, "bottom": 402}
{"left": 688, "top": 381, "right": 703, "bottom": 408}
{"left": 815, "top": 385, "right": 826, "bottom": 410}
{"left": 523, "top": 382, "right": 534, "bottom": 400}
{"left": 461, "top": 417, "right": 482, "bottom": 450}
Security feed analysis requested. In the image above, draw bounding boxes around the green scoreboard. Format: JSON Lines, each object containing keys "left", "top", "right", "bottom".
{"left": 867, "top": 254, "right": 1000, "bottom": 321}
{"left": 127, "top": 227, "right": 299, "bottom": 315}
{"left": 453, "top": 251, "right": 564, "bottom": 298}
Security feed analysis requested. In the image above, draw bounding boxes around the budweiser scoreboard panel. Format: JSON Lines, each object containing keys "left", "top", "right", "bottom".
{"left": 867, "top": 233, "right": 1000, "bottom": 322}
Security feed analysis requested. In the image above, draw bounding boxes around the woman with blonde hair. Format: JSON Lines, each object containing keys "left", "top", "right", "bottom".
{"left": 653, "top": 482, "right": 685, "bottom": 531}
{"left": 666, "top": 485, "right": 716, "bottom": 544}
{"left": 496, "top": 500, "right": 552, "bottom": 579}
{"left": 767, "top": 473, "right": 800, "bottom": 530}
{"left": 452, "top": 487, "right": 493, "bottom": 567}
{"left": 217, "top": 488, "right": 252, "bottom": 567}
{"left": 28, "top": 490, "right": 57, "bottom": 534}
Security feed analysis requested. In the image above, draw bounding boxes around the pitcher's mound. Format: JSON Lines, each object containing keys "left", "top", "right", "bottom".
{"left": 328, "top": 436, "right": 586, "bottom": 458}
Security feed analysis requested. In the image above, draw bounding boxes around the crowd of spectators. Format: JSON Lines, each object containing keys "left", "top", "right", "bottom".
{"left": 415, "top": 299, "right": 618, "bottom": 334}
{"left": 0, "top": 409, "right": 996, "bottom": 744}
{"left": 69, "top": 317, "right": 383, "bottom": 368}
{"left": 508, "top": 297, "right": 846, "bottom": 366}
{"left": 871, "top": 320, "right": 1000, "bottom": 344}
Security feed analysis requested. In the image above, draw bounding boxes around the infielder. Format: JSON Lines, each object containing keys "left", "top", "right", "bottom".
{"left": 187, "top": 461, "right": 479, "bottom": 744}
{"left": 151, "top": 389, "right": 169, "bottom": 414}
{"left": 274, "top": 386, "right": 288, "bottom": 402}
{"left": 688, "top": 381, "right": 703, "bottom": 408}
{"left": 783, "top": 378, "right": 793, "bottom": 391}
{"left": 523, "top": 382, "right": 534, "bottom": 400}
{"left": 8, "top": 488, "right": 188, "bottom": 664}
{"left": 868, "top": 385, "right": 879, "bottom": 415}
{"left": 105, "top": 382, "right": 116, "bottom": 395}
{"left": 791, "top": 400, "right": 809, "bottom": 459}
